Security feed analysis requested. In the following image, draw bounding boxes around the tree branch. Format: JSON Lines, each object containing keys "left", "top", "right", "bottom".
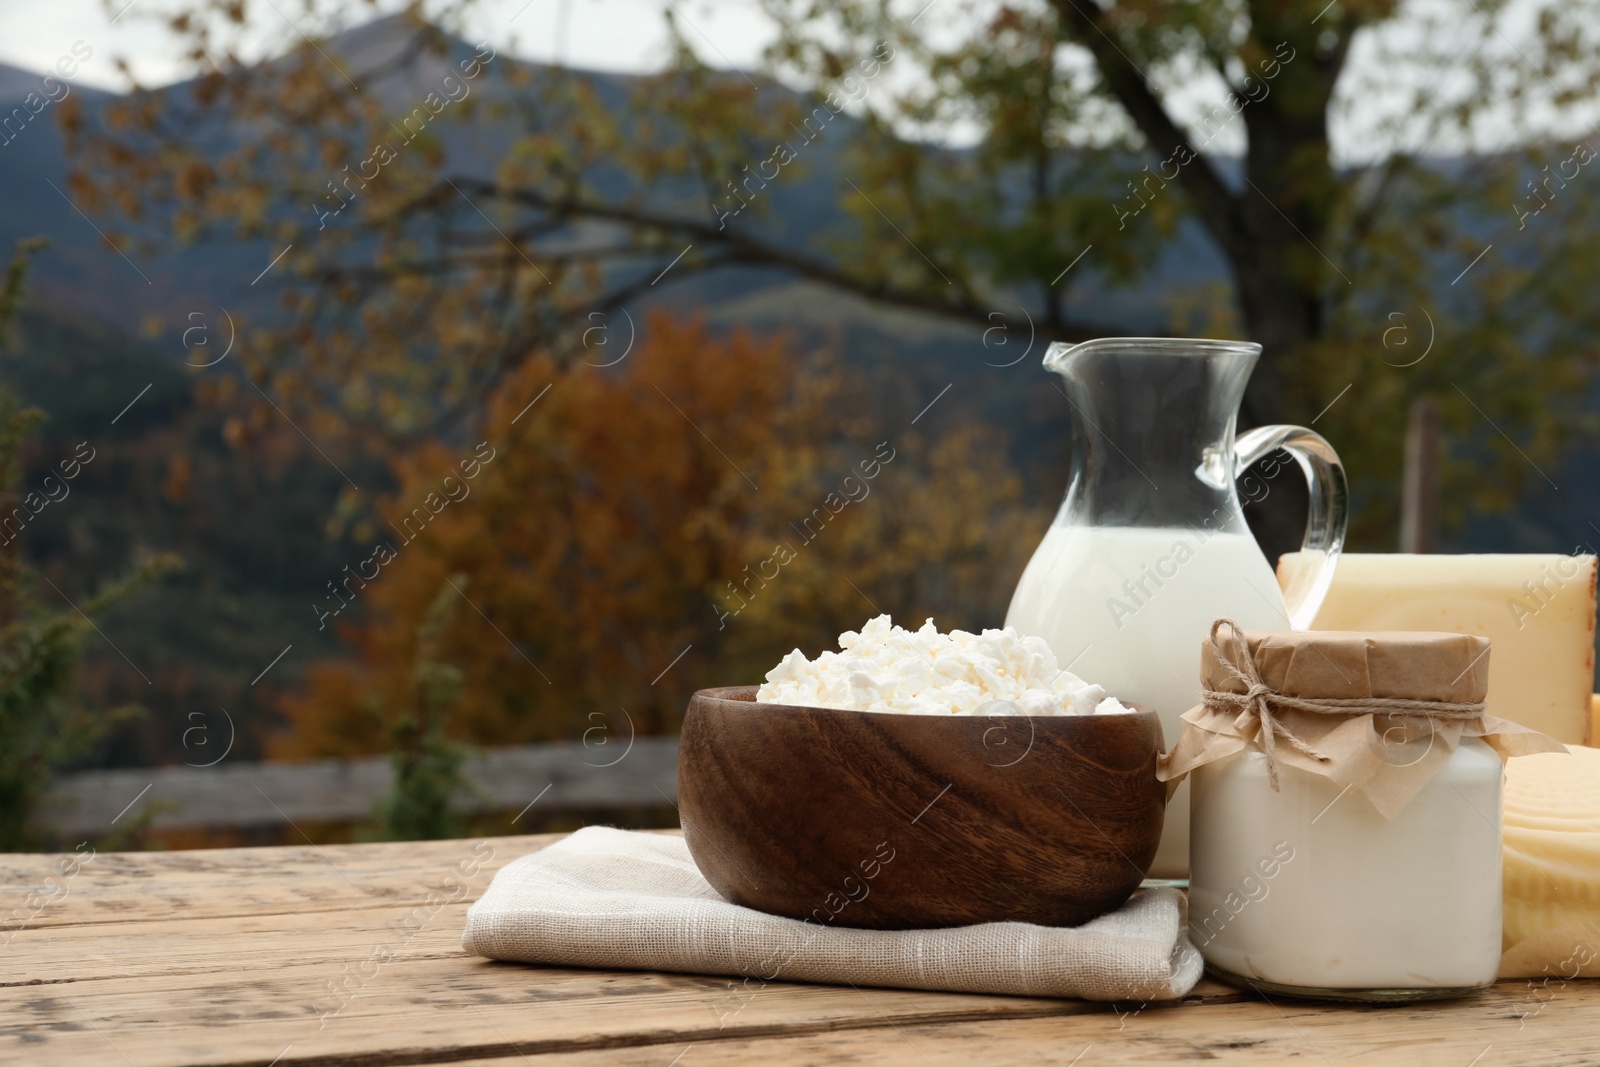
{"left": 1050, "top": 0, "right": 1253, "bottom": 263}
{"left": 445, "top": 177, "right": 1127, "bottom": 342}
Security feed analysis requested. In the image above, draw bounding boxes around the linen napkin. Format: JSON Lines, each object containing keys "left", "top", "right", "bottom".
{"left": 461, "top": 826, "right": 1203, "bottom": 1002}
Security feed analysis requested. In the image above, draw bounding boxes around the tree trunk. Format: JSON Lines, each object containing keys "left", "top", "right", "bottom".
{"left": 1052, "top": 2, "right": 1355, "bottom": 425}
{"left": 1051, "top": 3, "right": 1360, "bottom": 557}
{"left": 1231, "top": 3, "right": 1351, "bottom": 425}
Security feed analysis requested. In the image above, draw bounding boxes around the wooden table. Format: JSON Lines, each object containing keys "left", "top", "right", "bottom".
{"left": 3, "top": 834, "right": 1589, "bottom": 1065}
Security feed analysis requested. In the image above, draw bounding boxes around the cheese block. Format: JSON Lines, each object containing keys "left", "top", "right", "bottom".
{"left": 1278, "top": 553, "right": 1597, "bottom": 744}
{"left": 1499, "top": 744, "right": 1600, "bottom": 978}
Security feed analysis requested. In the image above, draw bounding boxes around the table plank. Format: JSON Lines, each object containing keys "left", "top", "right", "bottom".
{"left": 1, "top": 951, "right": 1159, "bottom": 1065}
{"left": 444, "top": 981, "right": 1598, "bottom": 1067}
{"left": 0, "top": 834, "right": 555, "bottom": 930}
{"left": 2, "top": 832, "right": 1204, "bottom": 1066}
{"left": 4, "top": 833, "right": 1593, "bottom": 1067}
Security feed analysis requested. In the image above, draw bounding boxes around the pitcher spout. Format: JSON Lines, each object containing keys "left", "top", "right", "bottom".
{"left": 1043, "top": 336, "right": 1260, "bottom": 379}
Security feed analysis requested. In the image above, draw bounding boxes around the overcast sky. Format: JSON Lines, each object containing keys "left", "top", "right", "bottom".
{"left": 0, "top": 0, "right": 774, "bottom": 89}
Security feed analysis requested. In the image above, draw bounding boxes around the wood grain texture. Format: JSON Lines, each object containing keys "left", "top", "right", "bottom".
{"left": 438, "top": 980, "right": 1600, "bottom": 1066}
{"left": 3, "top": 832, "right": 1594, "bottom": 1066}
{"left": 0, "top": 834, "right": 559, "bottom": 930}
{"left": 678, "top": 686, "right": 1166, "bottom": 929}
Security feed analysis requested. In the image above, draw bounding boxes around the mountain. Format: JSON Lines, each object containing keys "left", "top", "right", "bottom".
{"left": 0, "top": 14, "right": 1236, "bottom": 337}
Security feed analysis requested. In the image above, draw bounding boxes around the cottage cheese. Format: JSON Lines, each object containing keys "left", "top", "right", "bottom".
{"left": 756, "top": 615, "right": 1131, "bottom": 716}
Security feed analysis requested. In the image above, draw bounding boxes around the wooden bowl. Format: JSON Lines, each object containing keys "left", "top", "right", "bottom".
{"left": 678, "top": 686, "right": 1165, "bottom": 930}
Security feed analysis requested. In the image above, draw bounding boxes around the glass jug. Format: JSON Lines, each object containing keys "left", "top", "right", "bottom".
{"left": 1004, "top": 337, "right": 1347, "bottom": 879}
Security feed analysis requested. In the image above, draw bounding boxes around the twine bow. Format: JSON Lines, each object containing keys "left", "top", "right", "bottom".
{"left": 1201, "top": 618, "right": 1487, "bottom": 791}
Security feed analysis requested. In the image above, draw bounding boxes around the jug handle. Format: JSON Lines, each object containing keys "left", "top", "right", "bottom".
{"left": 1233, "top": 425, "right": 1349, "bottom": 630}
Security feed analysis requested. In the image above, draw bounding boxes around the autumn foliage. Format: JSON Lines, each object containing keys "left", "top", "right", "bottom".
{"left": 275, "top": 315, "right": 1043, "bottom": 757}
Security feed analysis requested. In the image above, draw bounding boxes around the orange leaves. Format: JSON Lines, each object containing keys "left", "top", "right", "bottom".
{"left": 277, "top": 313, "right": 1041, "bottom": 760}
{"left": 174, "top": 160, "right": 215, "bottom": 201}
{"left": 161, "top": 454, "right": 193, "bottom": 504}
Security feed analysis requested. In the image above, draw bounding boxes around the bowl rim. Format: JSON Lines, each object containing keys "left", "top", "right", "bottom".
{"left": 689, "top": 684, "right": 1159, "bottom": 722}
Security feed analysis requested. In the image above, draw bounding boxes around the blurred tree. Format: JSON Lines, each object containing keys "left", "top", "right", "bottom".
{"left": 0, "top": 240, "right": 177, "bottom": 850}
{"left": 0, "top": 297, "right": 371, "bottom": 769}
{"left": 274, "top": 314, "right": 1038, "bottom": 755}
{"left": 64, "top": 0, "right": 1600, "bottom": 546}
{"left": 366, "top": 575, "right": 474, "bottom": 840}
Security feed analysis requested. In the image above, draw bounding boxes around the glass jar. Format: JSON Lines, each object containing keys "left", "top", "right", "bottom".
{"left": 1189, "top": 739, "right": 1503, "bottom": 1001}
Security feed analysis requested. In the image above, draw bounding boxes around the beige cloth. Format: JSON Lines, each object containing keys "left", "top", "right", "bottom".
{"left": 461, "top": 827, "right": 1203, "bottom": 1002}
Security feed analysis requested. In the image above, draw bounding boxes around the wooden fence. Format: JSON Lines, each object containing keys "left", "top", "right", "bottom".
{"left": 41, "top": 738, "right": 680, "bottom": 836}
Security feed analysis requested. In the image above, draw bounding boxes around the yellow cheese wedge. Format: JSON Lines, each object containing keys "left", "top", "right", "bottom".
{"left": 1278, "top": 553, "right": 1597, "bottom": 744}
{"left": 1499, "top": 744, "right": 1600, "bottom": 978}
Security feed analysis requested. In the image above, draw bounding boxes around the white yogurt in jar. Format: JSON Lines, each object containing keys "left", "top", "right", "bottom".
{"left": 1189, "top": 739, "right": 1503, "bottom": 993}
